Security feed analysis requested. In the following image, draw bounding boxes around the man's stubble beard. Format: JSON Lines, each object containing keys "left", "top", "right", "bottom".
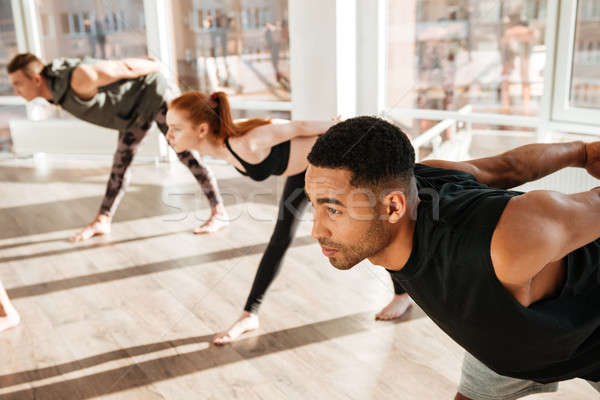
{"left": 326, "top": 217, "right": 390, "bottom": 271}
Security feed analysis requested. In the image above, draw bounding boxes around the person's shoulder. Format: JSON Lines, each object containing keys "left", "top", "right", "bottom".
{"left": 46, "top": 57, "right": 83, "bottom": 73}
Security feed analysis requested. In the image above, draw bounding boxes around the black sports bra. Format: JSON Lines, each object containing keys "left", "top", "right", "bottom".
{"left": 224, "top": 138, "right": 290, "bottom": 181}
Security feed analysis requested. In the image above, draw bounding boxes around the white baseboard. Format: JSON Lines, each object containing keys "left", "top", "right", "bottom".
{"left": 9, "top": 118, "right": 168, "bottom": 160}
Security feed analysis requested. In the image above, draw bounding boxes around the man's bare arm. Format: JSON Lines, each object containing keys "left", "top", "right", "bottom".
{"left": 491, "top": 187, "right": 600, "bottom": 288}
{"left": 422, "top": 141, "right": 600, "bottom": 189}
{"left": 70, "top": 58, "right": 162, "bottom": 100}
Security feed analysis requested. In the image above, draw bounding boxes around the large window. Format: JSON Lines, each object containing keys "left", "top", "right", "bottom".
{"left": 570, "top": 8, "right": 600, "bottom": 111}
{"left": 0, "top": 0, "right": 18, "bottom": 96}
{"left": 3, "top": 0, "right": 600, "bottom": 158}
{"left": 1, "top": 0, "right": 289, "bottom": 157}
{"left": 169, "top": 0, "right": 290, "bottom": 102}
{"left": 387, "top": 0, "right": 547, "bottom": 137}
{"left": 552, "top": 0, "right": 600, "bottom": 126}
{"left": 35, "top": 0, "right": 147, "bottom": 61}
{"left": 0, "top": 0, "right": 25, "bottom": 154}
{"left": 25, "top": 0, "right": 148, "bottom": 125}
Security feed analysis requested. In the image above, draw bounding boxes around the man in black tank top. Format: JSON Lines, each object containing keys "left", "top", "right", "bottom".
{"left": 306, "top": 116, "right": 600, "bottom": 398}
{"left": 7, "top": 53, "right": 227, "bottom": 242}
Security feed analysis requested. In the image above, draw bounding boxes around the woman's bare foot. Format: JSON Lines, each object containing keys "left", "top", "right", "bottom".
{"left": 0, "top": 302, "right": 20, "bottom": 333}
{"left": 70, "top": 214, "right": 112, "bottom": 242}
{"left": 194, "top": 205, "right": 229, "bottom": 234}
{"left": 213, "top": 311, "right": 259, "bottom": 345}
{"left": 375, "top": 293, "right": 414, "bottom": 320}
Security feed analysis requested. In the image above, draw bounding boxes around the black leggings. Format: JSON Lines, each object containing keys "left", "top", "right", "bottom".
{"left": 243, "top": 171, "right": 406, "bottom": 314}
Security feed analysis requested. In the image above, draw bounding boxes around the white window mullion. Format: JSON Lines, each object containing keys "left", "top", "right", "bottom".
{"left": 536, "top": 0, "right": 560, "bottom": 142}
{"left": 552, "top": 0, "right": 600, "bottom": 126}
{"left": 20, "top": 0, "right": 42, "bottom": 55}
{"left": 357, "top": 0, "right": 386, "bottom": 116}
{"left": 11, "top": 0, "right": 29, "bottom": 52}
{"left": 143, "top": 0, "right": 173, "bottom": 76}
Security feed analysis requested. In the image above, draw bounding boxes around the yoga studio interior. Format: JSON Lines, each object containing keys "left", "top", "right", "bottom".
{"left": 1, "top": 1, "right": 599, "bottom": 399}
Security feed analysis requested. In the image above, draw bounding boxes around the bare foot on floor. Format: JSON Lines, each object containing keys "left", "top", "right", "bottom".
{"left": 193, "top": 217, "right": 228, "bottom": 234}
{"left": 375, "top": 293, "right": 414, "bottom": 320}
{"left": 0, "top": 303, "right": 20, "bottom": 333}
{"left": 213, "top": 311, "right": 259, "bottom": 345}
{"left": 70, "top": 214, "right": 111, "bottom": 242}
{"left": 194, "top": 206, "right": 229, "bottom": 234}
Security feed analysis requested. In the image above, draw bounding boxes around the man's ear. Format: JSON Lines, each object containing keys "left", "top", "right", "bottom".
{"left": 381, "top": 190, "right": 407, "bottom": 223}
{"left": 33, "top": 73, "right": 44, "bottom": 87}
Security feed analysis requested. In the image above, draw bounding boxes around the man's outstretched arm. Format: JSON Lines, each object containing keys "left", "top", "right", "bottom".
{"left": 69, "top": 58, "right": 162, "bottom": 100}
{"left": 422, "top": 141, "right": 600, "bottom": 189}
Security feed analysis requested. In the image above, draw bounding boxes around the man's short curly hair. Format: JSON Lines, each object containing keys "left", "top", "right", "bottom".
{"left": 307, "top": 116, "right": 415, "bottom": 189}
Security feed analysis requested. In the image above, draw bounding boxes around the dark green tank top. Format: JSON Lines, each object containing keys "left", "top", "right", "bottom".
{"left": 42, "top": 57, "right": 166, "bottom": 131}
{"left": 390, "top": 164, "right": 600, "bottom": 383}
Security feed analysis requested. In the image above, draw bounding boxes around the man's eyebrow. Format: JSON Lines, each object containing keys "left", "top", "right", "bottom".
{"left": 304, "top": 189, "right": 345, "bottom": 207}
{"left": 316, "top": 197, "right": 345, "bottom": 206}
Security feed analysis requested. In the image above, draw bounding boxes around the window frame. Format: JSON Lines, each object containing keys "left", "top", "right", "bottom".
{"left": 551, "top": 0, "right": 600, "bottom": 126}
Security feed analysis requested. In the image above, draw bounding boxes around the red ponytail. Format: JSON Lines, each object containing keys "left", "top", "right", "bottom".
{"left": 169, "top": 91, "right": 271, "bottom": 143}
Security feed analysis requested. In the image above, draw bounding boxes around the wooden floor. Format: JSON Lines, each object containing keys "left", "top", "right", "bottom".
{"left": 0, "top": 157, "right": 597, "bottom": 400}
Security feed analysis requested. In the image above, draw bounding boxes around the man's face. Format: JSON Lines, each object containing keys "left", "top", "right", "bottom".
{"left": 8, "top": 70, "right": 43, "bottom": 101}
{"left": 305, "top": 165, "right": 391, "bottom": 270}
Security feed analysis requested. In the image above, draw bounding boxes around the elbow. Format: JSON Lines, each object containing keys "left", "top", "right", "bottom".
{"left": 293, "top": 121, "right": 311, "bottom": 135}
{"left": 119, "top": 62, "right": 137, "bottom": 79}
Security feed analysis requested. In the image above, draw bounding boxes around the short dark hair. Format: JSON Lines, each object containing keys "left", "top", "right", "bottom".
{"left": 7, "top": 53, "right": 44, "bottom": 78}
{"left": 307, "top": 116, "right": 415, "bottom": 189}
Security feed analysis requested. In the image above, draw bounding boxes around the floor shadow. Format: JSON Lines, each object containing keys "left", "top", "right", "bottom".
{"left": 0, "top": 164, "right": 114, "bottom": 184}
{"left": 0, "top": 161, "right": 250, "bottom": 185}
{"left": 0, "top": 237, "right": 71, "bottom": 251}
{"left": 0, "top": 311, "right": 422, "bottom": 399}
{"left": 0, "top": 229, "right": 191, "bottom": 263}
{"left": 6, "top": 236, "right": 316, "bottom": 299}
{"left": 0, "top": 174, "right": 286, "bottom": 240}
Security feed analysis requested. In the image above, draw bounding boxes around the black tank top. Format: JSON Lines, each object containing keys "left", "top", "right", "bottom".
{"left": 390, "top": 164, "right": 600, "bottom": 383}
{"left": 224, "top": 138, "right": 290, "bottom": 181}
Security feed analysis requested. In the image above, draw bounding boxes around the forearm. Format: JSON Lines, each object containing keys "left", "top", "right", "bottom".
{"left": 471, "top": 141, "right": 586, "bottom": 189}
{"left": 72, "top": 59, "right": 162, "bottom": 98}
{"left": 95, "top": 59, "right": 161, "bottom": 85}
{"left": 121, "top": 58, "right": 162, "bottom": 77}
{"left": 293, "top": 120, "right": 338, "bottom": 137}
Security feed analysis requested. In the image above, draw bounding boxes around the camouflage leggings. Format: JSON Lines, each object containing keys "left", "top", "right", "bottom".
{"left": 99, "top": 83, "right": 222, "bottom": 216}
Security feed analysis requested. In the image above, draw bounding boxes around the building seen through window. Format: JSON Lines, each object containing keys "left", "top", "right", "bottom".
{"left": 0, "top": 0, "right": 26, "bottom": 153}
{"left": 35, "top": 0, "right": 146, "bottom": 61}
{"left": 171, "top": 0, "right": 290, "bottom": 102}
{"left": 388, "top": 0, "right": 549, "bottom": 131}
{"left": 32, "top": 0, "right": 290, "bottom": 103}
{"left": 570, "top": 0, "right": 600, "bottom": 109}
